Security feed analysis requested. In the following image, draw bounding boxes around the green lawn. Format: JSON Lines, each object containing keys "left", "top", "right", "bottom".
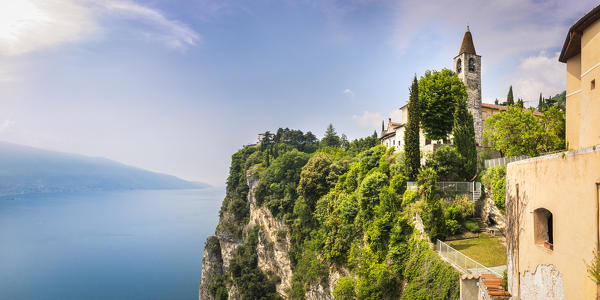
{"left": 446, "top": 234, "right": 507, "bottom": 267}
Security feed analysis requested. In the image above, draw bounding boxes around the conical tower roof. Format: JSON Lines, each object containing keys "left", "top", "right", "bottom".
{"left": 458, "top": 26, "right": 476, "bottom": 55}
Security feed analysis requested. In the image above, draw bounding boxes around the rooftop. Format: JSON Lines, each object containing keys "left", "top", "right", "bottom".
{"left": 458, "top": 26, "right": 477, "bottom": 56}
{"left": 559, "top": 5, "right": 600, "bottom": 63}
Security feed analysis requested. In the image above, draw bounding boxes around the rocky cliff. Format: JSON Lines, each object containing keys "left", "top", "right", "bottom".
{"left": 198, "top": 140, "right": 461, "bottom": 300}
{"left": 199, "top": 176, "right": 343, "bottom": 300}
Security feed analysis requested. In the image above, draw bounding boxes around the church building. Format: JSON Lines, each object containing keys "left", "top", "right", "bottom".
{"left": 380, "top": 27, "right": 536, "bottom": 152}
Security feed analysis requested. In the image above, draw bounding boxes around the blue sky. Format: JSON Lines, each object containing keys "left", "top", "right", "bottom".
{"left": 0, "top": 0, "right": 596, "bottom": 186}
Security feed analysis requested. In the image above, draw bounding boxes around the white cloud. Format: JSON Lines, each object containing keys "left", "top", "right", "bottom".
{"left": 95, "top": 0, "right": 200, "bottom": 49}
{"left": 0, "top": 119, "right": 15, "bottom": 132}
{"left": 352, "top": 108, "right": 405, "bottom": 130}
{"left": 352, "top": 110, "right": 383, "bottom": 128}
{"left": 513, "top": 51, "right": 565, "bottom": 105}
{"left": 0, "top": 0, "right": 199, "bottom": 56}
{"left": 343, "top": 88, "right": 355, "bottom": 97}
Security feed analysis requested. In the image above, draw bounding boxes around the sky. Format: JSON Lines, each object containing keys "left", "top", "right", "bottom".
{"left": 0, "top": 0, "right": 597, "bottom": 186}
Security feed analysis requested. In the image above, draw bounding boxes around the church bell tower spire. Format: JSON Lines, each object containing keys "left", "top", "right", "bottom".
{"left": 454, "top": 26, "right": 483, "bottom": 145}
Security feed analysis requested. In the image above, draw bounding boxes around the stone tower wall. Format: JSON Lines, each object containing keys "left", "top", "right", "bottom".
{"left": 453, "top": 53, "right": 483, "bottom": 145}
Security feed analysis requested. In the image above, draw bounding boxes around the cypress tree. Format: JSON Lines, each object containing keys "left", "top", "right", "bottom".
{"left": 538, "top": 93, "right": 543, "bottom": 111}
{"left": 506, "top": 86, "right": 514, "bottom": 105}
{"left": 452, "top": 97, "right": 477, "bottom": 180}
{"left": 516, "top": 98, "right": 524, "bottom": 108}
{"left": 404, "top": 75, "right": 421, "bottom": 180}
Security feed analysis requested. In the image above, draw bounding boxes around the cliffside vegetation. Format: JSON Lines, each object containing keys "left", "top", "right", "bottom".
{"left": 211, "top": 125, "right": 461, "bottom": 300}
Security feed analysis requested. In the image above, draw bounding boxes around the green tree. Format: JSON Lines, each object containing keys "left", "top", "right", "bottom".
{"left": 404, "top": 75, "right": 421, "bottom": 180}
{"left": 506, "top": 86, "right": 514, "bottom": 105}
{"left": 418, "top": 69, "right": 468, "bottom": 140}
{"left": 541, "top": 106, "right": 566, "bottom": 150}
{"left": 452, "top": 97, "right": 477, "bottom": 180}
{"left": 340, "top": 134, "right": 350, "bottom": 150}
{"left": 424, "top": 146, "right": 465, "bottom": 181}
{"left": 483, "top": 106, "right": 561, "bottom": 156}
{"left": 538, "top": 93, "right": 544, "bottom": 111}
{"left": 255, "top": 150, "right": 310, "bottom": 218}
{"left": 297, "top": 153, "right": 333, "bottom": 210}
{"left": 322, "top": 124, "right": 341, "bottom": 147}
{"left": 418, "top": 168, "right": 446, "bottom": 241}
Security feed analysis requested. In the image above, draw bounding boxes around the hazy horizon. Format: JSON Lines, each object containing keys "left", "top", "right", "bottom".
{"left": 0, "top": 0, "right": 596, "bottom": 186}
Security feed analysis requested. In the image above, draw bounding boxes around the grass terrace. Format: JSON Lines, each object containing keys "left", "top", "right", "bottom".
{"left": 446, "top": 234, "right": 507, "bottom": 267}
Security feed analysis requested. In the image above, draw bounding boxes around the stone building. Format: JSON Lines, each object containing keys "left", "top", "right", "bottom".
{"left": 381, "top": 27, "right": 535, "bottom": 152}
{"left": 505, "top": 5, "right": 600, "bottom": 299}
{"left": 453, "top": 26, "right": 483, "bottom": 145}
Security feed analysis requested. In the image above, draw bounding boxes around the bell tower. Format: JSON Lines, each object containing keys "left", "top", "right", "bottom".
{"left": 453, "top": 26, "right": 483, "bottom": 145}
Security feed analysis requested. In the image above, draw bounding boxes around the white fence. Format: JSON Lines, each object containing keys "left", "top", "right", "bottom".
{"left": 407, "top": 181, "right": 482, "bottom": 201}
{"left": 484, "top": 155, "right": 528, "bottom": 168}
{"left": 436, "top": 239, "right": 501, "bottom": 277}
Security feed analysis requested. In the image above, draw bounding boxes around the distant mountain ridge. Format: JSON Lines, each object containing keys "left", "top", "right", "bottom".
{"left": 0, "top": 141, "right": 207, "bottom": 196}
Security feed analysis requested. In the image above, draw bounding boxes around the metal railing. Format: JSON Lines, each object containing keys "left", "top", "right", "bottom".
{"left": 436, "top": 239, "right": 501, "bottom": 277}
{"left": 484, "top": 155, "right": 529, "bottom": 168}
{"left": 407, "top": 181, "right": 482, "bottom": 201}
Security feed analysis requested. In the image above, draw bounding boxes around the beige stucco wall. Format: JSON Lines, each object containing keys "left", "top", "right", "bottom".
{"left": 506, "top": 148, "right": 600, "bottom": 299}
{"left": 566, "top": 18, "right": 600, "bottom": 150}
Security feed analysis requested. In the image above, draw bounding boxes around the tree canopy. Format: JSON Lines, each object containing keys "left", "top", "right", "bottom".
{"left": 418, "top": 69, "right": 468, "bottom": 140}
{"left": 483, "top": 106, "right": 563, "bottom": 156}
{"left": 322, "top": 124, "right": 341, "bottom": 148}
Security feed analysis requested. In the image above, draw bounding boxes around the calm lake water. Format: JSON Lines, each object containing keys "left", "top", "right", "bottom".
{"left": 0, "top": 188, "right": 224, "bottom": 300}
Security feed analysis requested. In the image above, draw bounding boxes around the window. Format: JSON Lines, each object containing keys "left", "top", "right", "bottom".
{"left": 425, "top": 139, "right": 431, "bottom": 145}
{"left": 456, "top": 59, "right": 462, "bottom": 73}
{"left": 592, "top": 79, "right": 596, "bottom": 90}
{"left": 468, "top": 58, "right": 476, "bottom": 72}
{"left": 534, "top": 208, "right": 553, "bottom": 250}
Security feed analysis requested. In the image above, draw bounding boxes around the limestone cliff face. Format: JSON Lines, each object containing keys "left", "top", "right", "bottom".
{"left": 199, "top": 236, "right": 224, "bottom": 300}
{"left": 246, "top": 178, "right": 293, "bottom": 296}
{"left": 305, "top": 267, "right": 349, "bottom": 300}
{"left": 199, "top": 175, "right": 344, "bottom": 300}
{"left": 480, "top": 187, "right": 506, "bottom": 234}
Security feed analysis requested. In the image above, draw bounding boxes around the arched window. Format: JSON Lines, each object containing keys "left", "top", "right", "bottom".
{"left": 468, "top": 58, "right": 476, "bottom": 72}
{"left": 456, "top": 59, "right": 462, "bottom": 73}
{"left": 534, "top": 208, "right": 553, "bottom": 250}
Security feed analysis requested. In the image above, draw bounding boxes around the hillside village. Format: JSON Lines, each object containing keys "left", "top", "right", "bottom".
{"left": 199, "top": 5, "right": 599, "bottom": 300}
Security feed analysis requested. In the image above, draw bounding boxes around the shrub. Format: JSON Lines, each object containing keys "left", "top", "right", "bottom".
{"left": 464, "top": 220, "right": 480, "bottom": 233}
{"left": 445, "top": 219, "right": 460, "bottom": 235}
{"left": 390, "top": 173, "right": 408, "bottom": 196}
{"left": 402, "top": 190, "right": 419, "bottom": 207}
{"left": 424, "top": 145, "right": 465, "bottom": 181}
{"left": 482, "top": 166, "right": 506, "bottom": 212}
{"left": 402, "top": 238, "right": 460, "bottom": 299}
{"left": 333, "top": 277, "right": 356, "bottom": 300}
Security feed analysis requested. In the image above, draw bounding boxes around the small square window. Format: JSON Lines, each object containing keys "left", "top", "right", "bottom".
{"left": 592, "top": 79, "right": 596, "bottom": 90}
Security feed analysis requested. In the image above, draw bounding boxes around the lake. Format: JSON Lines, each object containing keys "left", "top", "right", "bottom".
{"left": 0, "top": 188, "right": 224, "bottom": 300}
